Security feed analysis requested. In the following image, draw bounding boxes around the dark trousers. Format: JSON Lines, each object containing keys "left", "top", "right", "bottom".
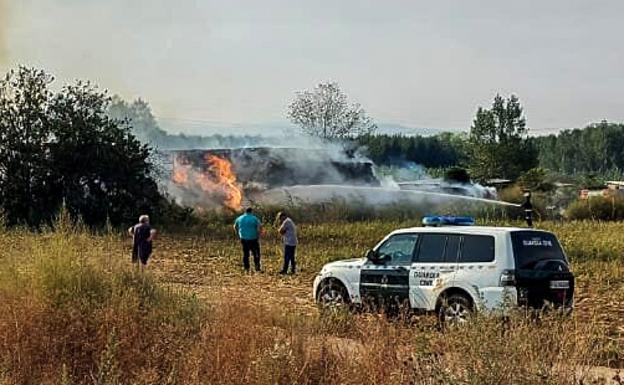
{"left": 280, "top": 245, "right": 296, "bottom": 274}
{"left": 241, "top": 239, "right": 261, "bottom": 271}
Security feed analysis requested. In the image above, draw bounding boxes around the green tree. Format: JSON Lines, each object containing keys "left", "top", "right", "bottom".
{"left": 468, "top": 94, "right": 537, "bottom": 182}
{"left": 288, "top": 82, "right": 376, "bottom": 139}
{"left": 107, "top": 96, "right": 169, "bottom": 146}
{"left": 534, "top": 121, "right": 624, "bottom": 176}
{"left": 0, "top": 67, "right": 161, "bottom": 227}
{"left": 517, "top": 167, "right": 554, "bottom": 191}
{"left": 444, "top": 167, "right": 471, "bottom": 184}
{"left": 0, "top": 68, "right": 55, "bottom": 225}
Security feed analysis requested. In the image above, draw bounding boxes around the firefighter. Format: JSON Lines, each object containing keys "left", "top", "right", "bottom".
{"left": 521, "top": 191, "right": 534, "bottom": 228}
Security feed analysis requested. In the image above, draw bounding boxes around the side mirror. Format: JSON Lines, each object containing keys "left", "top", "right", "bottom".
{"left": 365, "top": 249, "right": 377, "bottom": 260}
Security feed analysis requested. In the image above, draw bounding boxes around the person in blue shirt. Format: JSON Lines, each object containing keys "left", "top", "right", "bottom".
{"left": 233, "top": 207, "right": 263, "bottom": 272}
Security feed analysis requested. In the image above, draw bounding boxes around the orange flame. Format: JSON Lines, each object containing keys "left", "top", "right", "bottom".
{"left": 171, "top": 153, "right": 243, "bottom": 211}
{"left": 172, "top": 164, "right": 189, "bottom": 184}
{"left": 172, "top": 155, "right": 191, "bottom": 184}
{"left": 203, "top": 154, "right": 243, "bottom": 211}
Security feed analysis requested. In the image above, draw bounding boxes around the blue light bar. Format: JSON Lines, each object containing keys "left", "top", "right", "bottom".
{"left": 422, "top": 215, "right": 475, "bottom": 227}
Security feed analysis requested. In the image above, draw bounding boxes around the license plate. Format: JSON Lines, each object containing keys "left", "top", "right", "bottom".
{"left": 550, "top": 280, "right": 570, "bottom": 289}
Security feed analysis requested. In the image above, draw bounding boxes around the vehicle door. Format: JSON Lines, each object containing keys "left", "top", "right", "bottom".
{"left": 455, "top": 234, "right": 498, "bottom": 308}
{"left": 409, "top": 233, "right": 460, "bottom": 310}
{"left": 360, "top": 233, "right": 419, "bottom": 307}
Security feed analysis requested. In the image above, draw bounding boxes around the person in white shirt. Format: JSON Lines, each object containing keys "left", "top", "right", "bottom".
{"left": 277, "top": 211, "right": 297, "bottom": 275}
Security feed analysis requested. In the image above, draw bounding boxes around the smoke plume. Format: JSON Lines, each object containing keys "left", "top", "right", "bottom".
{"left": 0, "top": 0, "right": 8, "bottom": 66}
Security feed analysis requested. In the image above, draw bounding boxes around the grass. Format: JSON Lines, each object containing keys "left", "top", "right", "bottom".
{"left": 0, "top": 216, "right": 623, "bottom": 384}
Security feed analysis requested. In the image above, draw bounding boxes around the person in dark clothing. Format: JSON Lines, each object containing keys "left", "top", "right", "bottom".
{"left": 521, "top": 191, "right": 534, "bottom": 228}
{"left": 233, "top": 207, "right": 263, "bottom": 272}
{"left": 128, "top": 215, "right": 156, "bottom": 271}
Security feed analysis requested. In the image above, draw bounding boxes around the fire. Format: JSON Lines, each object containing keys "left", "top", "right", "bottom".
{"left": 171, "top": 153, "right": 243, "bottom": 211}
{"left": 203, "top": 154, "right": 243, "bottom": 211}
{"left": 172, "top": 159, "right": 190, "bottom": 184}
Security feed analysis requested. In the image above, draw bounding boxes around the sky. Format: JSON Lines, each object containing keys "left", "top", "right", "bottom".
{"left": 1, "top": 0, "right": 623, "bottom": 135}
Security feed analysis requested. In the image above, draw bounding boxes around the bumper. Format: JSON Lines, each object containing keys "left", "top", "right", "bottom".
{"left": 312, "top": 274, "right": 322, "bottom": 301}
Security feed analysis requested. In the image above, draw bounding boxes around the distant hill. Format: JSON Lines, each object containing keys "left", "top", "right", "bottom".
{"left": 159, "top": 118, "right": 449, "bottom": 138}
{"left": 375, "top": 123, "right": 450, "bottom": 136}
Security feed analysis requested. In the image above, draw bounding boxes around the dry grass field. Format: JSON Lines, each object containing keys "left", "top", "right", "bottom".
{"left": 0, "top": 216, "right": 622, "bottom": 384}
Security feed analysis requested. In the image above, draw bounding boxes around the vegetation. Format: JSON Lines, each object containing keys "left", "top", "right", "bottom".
{"left": 107, "top": 97, "right": 277, "bottom": 150}
{"left": 0, "top": 67, "right": 161, "bottom": 227}
{"left": 0, "top": 215, "right": 622, "bottom": 384}
{"left": 287, "top": 81, "right": 377, "bottom": 139}
{"left": 536, "top": 121, "right": 624, "bottom": 176}
{"left": 355, "top": 132, "right": 465, "bottom": 169}
{"left": 566, "top": 196, "right": 624, "bottom": 221}
{"left": 467, "top": 94, "right": 538, "bottom": 182}
{"left": 443, "top": 166, "right": 471, "bottom": 184}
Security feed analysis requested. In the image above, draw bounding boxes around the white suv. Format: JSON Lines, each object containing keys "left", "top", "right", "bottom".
{"left": 313, "top": 221, "right": 574, "bottom": 323}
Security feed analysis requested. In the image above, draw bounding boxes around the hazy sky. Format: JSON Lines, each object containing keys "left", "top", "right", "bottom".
{"left": 2, "top": 0, "right": 623, "bottom": 134}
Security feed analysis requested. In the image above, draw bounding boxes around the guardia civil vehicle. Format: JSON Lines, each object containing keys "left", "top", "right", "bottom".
{"left": 313, "top": 216, "right": 574, "bottom": 324}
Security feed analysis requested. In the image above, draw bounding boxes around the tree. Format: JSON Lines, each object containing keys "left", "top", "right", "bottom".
{"left": 444, "top": 167, "right": 471, "bottom": 184}
{"left": 0, "top": 67, "right": 161, "bottom": 227}
{"left": 467, "top": 94, "right": 537, "bottom": 182}
{"left": 287, "top": 82, "right": 376, "bottom": 139}
{"left": 107, "top": 96, "right": 169, "bottom": 146}
{"left": 0, "top": 68, "right": 55, "bottom": 225}
{"left": 517, "top": 167, "right": 554, "bottom": 192}
{"left": 534, "top": 121, "right": 624, "bottom": 176}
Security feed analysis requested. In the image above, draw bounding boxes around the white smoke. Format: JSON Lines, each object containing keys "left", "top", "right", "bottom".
{"left": 258, "top": 185, "right": 517, "bottom": 210}
{"left": 160, "top": 133, "right": 508, "bottom": 212}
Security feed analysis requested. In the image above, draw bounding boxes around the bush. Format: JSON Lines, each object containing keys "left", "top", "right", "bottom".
{"left": 566, "top": 196, "right": 624, "bottom": 221}
{"left": 443, "top": 167, "right": 471, "bottom": 184}
{"left": 517, "top": 167, "right": 555, "bottom": 192}
{"left": 0, "top": 220, "right": 204, "bottom": 384}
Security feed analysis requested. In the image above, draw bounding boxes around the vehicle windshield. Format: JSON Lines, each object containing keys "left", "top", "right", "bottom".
{"left": 511, "top": 231, "right": 566, "bottom": 269}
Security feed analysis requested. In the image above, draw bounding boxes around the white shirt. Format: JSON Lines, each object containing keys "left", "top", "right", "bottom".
{"left": 279, "top": 217, "right": 298, "bottom": 246}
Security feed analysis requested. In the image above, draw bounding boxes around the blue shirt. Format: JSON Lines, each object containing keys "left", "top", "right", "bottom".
{"left": 235, "top": 213, "right": 261, "bottom": 240}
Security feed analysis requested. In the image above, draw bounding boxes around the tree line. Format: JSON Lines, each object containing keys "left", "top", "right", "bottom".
{"left": 534, "top": 121, "right": 624, "bottom": 176}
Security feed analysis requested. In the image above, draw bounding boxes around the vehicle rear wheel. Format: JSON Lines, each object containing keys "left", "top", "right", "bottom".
{"left": 317, "top": 279, "right": 349, "bottom": 310}
{"left": 438, "top": 294, "right": 473, "bottom": 327}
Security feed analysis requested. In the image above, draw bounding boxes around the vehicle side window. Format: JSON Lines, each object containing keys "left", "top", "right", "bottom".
{"left": 377, "top": 234, "right": 419, "bottom": 265}
{"left": 416, "top": 234, "right": 447, "bottom": 263}
{"left": 444, "top": 235, "right": 461, "bottom": 263}
{"left": 460, "top": 235, "right": 495, "bottom": 263}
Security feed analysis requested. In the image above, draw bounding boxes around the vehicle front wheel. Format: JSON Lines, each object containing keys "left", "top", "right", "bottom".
{"left": 438, "top": 294, "right": 473, "bottom": 327}
{"left": 317, "top": 279, "right": 349, "bottom": 310}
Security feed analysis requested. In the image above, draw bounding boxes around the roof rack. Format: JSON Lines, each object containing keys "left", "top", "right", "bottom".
{"left": 422, "top": 215, "right": 475, "bottom": 227}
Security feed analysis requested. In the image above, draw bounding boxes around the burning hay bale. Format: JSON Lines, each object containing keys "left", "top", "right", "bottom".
{"left": 170, "top": 152, "right": 244, "bottom": 211}
{"left": 168, "top": 147, "right": 378, "bottom": 210}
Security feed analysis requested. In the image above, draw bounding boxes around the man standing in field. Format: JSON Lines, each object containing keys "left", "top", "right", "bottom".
{"left": 277, "top": 211, "right": 298, "bottom": 275}
{"left": 128, "top": 214, "right": 156, "bottom": 271}
{"left": 234, "top": 207, "right": 263, "bottom": 272}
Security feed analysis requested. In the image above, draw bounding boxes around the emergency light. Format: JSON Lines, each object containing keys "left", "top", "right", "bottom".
{"left": 422, "top": 215, "right": 475, "bottom": 227}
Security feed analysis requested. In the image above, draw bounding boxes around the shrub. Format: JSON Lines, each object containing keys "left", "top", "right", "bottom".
{"left": 0, "top": 222, "right": 204, "bottom": 384}
{"left": 566, "top": 196, "right": 624, "bottom": 221}
{"left": 443, "top": 166, "right": 471, "bottom": 184}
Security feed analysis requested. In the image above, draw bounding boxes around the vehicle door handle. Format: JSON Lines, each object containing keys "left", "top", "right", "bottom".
{"left": 439, "top": 269, "right": 454, "bottom": 273}
{"left": 395, "top": 266, "right": 408, "bottom": 272}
